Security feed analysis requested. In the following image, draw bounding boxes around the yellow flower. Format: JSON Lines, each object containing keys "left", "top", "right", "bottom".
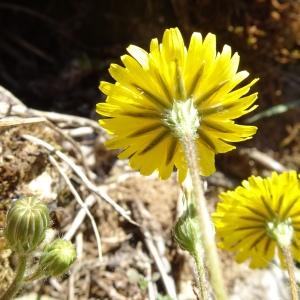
{"left": 97, "top": 27, "right": 258, "bottom": 181}
{"left": 213, "top": 171, "right": 300, "bottom": 268}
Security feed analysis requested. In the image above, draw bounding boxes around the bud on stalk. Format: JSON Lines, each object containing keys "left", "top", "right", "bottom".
{"left": 5, "top": 196, "right": 50, "bottom": 254}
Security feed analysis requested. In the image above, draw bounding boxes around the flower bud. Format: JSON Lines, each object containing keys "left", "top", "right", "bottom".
{"left": 38, "top": 239, "right": 76, "bottom": 277}
{"left": 4, "top": 196, "right": 50, "bottom": 254}
{"left": 174, "top": 202, "right": 202, "bottom": 255}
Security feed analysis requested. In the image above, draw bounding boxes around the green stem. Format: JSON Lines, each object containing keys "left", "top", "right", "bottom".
{"left": 24, "top": 269, "right": 44, "bottom": 283}
{"left": 1, "top": 255, "right": 27, "bottom": 300}
{"left": 282, "top": 247, "right": 299, "bottom": 300}
{"left": 193, "top": 246, "right": 209, "bottom": 300}
{"left": 181, "top": 134, "right": 227, "bottom": 300}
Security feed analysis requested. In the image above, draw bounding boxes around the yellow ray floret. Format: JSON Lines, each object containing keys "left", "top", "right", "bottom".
{"left": 213, "top": 171, "right": 300, "bottom": 268}
{"left": 96, "top": 27, "right": 258, "bottom": 181}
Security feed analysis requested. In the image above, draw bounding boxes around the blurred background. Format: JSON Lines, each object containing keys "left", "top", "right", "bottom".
{"left": 0, "top": 0, "right": 299, "bottom": 116}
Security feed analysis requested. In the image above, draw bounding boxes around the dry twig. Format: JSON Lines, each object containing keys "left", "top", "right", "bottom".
{"left": 49, "top": 155, "right": 102, "bottom": 260}
{"left": 145, "top": 258, "right": 157, "bottom": 300}
{"left": 0, "top": 85, "right": 104, "bottom": 134}
{"left": 97, "top": 281, "right": 128, "bottom": 300}
{"left": 28, "top": 108, "right": 104, "bottom": 134}
{"left": 240, "top": 148, "right": 288, "bottom": 172}
{"left": 134, "top": 201, "right": 178, "bottom": 300}
{"left": 22, "top": 134, "right": 138, "bottom": 226}
{"left": 63, "top": 194, "right": 97, "bottom": 241}
{"left": 0, "top": 117, "right": 92, "bottom": 180}
{"left": 0, "top": 116, "right": 45, "bottom": 128}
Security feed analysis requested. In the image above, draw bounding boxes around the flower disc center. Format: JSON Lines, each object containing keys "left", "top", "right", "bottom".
{"left": 164, "top": 98, "right": 200, "bottom": 139}
{"left": 266, "top": 218, "right": 294, "bottom": 248}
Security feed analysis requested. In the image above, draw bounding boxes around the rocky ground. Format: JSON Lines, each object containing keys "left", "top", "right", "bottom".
{"left": 0, "top": 85, "right": 300, "bottom": 299}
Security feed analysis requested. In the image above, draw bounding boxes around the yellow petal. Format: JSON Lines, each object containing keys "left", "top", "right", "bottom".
{"left": 97, "top": 28, "right": 259, "bottom": 181}
{"left": 127, "top": 45, "right": 149, "bottom": 69}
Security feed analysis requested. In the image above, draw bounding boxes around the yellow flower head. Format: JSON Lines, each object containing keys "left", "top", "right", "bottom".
{"left": 97, "top": 27, "right": 258, "bottom": 181}
{"left": 213, "top": 171, "right": 300, "bottom": 268}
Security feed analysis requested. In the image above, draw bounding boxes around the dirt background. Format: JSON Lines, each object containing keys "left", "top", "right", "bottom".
{"left": 0, "top": 0, "right": 300, "bottom": 299}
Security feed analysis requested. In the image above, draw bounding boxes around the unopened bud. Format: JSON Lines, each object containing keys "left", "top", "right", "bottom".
{"left": 38, "top": 239, "right": 76, "bottom": 277}
{"left": 5, "top": 196, "right": 50, "bottom": 254}
{"left": 174, "top": 202, "right": 201, "bottom": 255}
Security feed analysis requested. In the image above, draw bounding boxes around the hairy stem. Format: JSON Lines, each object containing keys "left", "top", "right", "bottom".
{"left": 193, "top": 246, "right": 209, "bottom": 300}
{"left": 181, "top": 134, "right": 227, "bottom": 300}
{"left": 1, "top": 255, "right": 27, "bottom": 300}
{"left": 282, "top": 247, "right": 299, "bottom": 300}
{"left": 24, "top": 269, "right": 44, "bottom": 283}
